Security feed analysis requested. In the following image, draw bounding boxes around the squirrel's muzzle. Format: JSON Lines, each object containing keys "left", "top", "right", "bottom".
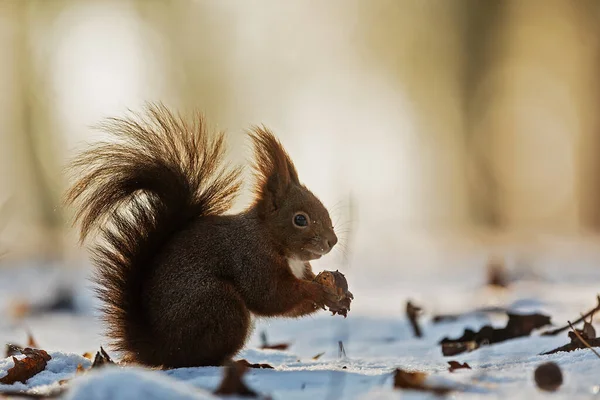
{"left": 313, "top": 232, "right": 337, "bottom": 255}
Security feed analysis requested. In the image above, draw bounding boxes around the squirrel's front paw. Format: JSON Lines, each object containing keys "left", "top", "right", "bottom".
{"left": 313, "top": 270, "right": 353, "bottom": 317}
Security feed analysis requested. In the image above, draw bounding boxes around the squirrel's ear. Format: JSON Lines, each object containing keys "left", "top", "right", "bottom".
{"left": 249, "top": 126, "right": 300, "bottom": 212}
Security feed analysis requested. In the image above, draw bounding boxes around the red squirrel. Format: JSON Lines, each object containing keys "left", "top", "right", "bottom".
{"left": 65, "top": 103, "right": 352, "bottom": 368}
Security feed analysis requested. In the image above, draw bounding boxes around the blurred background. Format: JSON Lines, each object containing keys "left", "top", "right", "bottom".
{"left": 2, "top": 0, "right": 600, "bottom": 276}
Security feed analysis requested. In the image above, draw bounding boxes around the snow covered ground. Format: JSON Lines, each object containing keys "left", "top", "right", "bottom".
{"left": 1, "top": 235, "right": 600, "bottom": 399}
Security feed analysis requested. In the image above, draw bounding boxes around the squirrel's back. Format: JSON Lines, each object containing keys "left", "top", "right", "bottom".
{"left": 65, "top": 104, "right": 242, "bottom": 366}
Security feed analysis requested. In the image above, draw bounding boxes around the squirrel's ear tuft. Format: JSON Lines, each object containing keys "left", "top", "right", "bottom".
{"left": 249, "top": 126, "right": 299, "bottom": 212}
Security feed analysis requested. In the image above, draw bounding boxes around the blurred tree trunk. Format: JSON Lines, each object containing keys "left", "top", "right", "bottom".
{"left": 356, "top": 0, "right": 470, "bottom": 230}
{"left": 575, "top": 1, "right": 600, "bottom": 231}
{"left": 482, "top": 0, "right": 595, "bottom": 231}
{"left": 0, "top": 0, "right": 64, "bottom": 262}
{"left": 461, "top": 0, "right": 506, "bottom": 229}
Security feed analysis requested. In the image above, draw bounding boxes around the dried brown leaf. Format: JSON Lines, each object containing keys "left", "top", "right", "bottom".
{"left": 235, "top": 359, "right": 274, "bottom": 369}
{"left": 582, "top": 321, "right": 596, "bottom": 340}
{"left": 542, "top": 321, "right": 600, "bottom": 357}
{"left": 0, "top": 387, "right": 66, "bottom": 398}
{"left": 505, "top": 313, "right": 552, "bottom": 336}
{"left": 541, "top": 337, "right": 600, "bottom": 355}
{"left": 448, "top": 361, "right": 471, "bottom": 372}
{"left": 441, "top": 341, "right": 479, "bottom": 357}
{"left": 259, "top": 331, "right": 290, "bottom": 351}
{"left": 440, "top": 312, "right": 551, "bottom": 356}
{"left": 91, "top": 347, "right": 114, "bottom": 369}
{"left": 393, "top": 368, "right": 452, "bottom": 395}
{"left": 0, "top": 348, "right": 51, "bottom": 385}
{"left": 260, "top": 343, "right": 289, "bottom": 351}
{"left": 567, "top": 321, "right": 600, "bottom": 358}
{"left": 311, "top": 352, "right": 325, "bottom": 360}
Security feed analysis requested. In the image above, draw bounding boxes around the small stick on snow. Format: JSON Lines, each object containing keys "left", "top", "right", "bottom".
{"left": 338, "top": 341, "right": 346, "bottom": 359}
{"left": 406, "top": 301, "right": 423, "bottom": 338}
{"left": 567, "top": 321, "right": 600, "bottom": 359}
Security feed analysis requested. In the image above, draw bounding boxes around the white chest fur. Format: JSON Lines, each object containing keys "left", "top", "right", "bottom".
{"left": 287, "top": 258, "right": 306, "bottom": 279}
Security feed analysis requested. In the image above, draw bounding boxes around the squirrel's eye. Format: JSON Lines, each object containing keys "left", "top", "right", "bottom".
{"left": 293, "top": 213, "right": 309, "bottom": 227}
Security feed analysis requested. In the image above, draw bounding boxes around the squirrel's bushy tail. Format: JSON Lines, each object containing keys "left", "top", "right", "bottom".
{"left": 65, "top": 103, "right": 241, "bottom": 362}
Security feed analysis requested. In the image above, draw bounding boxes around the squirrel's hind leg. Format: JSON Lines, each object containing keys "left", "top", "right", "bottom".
{"left": 149, "top": 279, "right": 251, "bottom": 368}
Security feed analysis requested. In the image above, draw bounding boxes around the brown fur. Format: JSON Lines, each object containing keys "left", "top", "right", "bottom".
{"left": 65, "top": 103, "right": 341, "bottom": 368}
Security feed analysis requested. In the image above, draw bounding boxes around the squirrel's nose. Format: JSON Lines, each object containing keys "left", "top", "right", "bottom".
{"left": 325, "top": 233, "right": 338, "bottom": 251}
